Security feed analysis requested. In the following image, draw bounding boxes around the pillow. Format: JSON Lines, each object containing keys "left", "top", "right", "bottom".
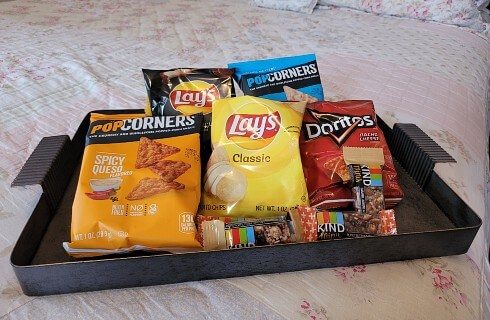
{"left": 252, "top": 0, "right": 318, "bottom": 14}
{"left": 318, "top": 0, "right": 485, "bottom": 31}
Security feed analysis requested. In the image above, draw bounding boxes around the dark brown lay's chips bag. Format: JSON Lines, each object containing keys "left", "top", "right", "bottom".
{"left": 142, "top": 68, "right": 235, "bottom": 166}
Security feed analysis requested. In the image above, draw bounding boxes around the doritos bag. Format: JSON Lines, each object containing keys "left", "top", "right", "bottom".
{"left": 228, "top": 54, "right": 323, "bottom": 102}
{"left": 142, "top": 68, "right": 234, "bottom": 166}
{"left": 200, "top": 96, "right": 309, "bottom": 217}
{"left": 300, "top": 100, "right": 403, "bottom": 209}
{"left": 64, "top": 113, "right": 203, "bottom": 257}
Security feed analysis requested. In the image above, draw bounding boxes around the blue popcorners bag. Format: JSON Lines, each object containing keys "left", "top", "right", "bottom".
{"left": 228, "top": 53, "right": 323, "bottom": 102}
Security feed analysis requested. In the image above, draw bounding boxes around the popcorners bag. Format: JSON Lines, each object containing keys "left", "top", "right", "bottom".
{"left": 200, "top": 96, "right": 309, "bottom": 218}
{"left": 64, "top": 112, "right": 203, "bottom": 257}
{"left": 228, "top": 54, "right": 323, "bottom": 102}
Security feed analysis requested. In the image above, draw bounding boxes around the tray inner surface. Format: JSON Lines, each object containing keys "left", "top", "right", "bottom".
{"left": 30, "top": 161, "right": 455, "bottom": 266}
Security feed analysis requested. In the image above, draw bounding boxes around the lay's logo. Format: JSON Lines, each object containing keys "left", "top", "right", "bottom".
{"left": 169, "top": 80, "right": 220, "bottom": 115}
{"left": 226, "top": 112, "right": 281, "bottom": 139}
{"left": 225, "top": 112, "right": 281, "bottom": 150}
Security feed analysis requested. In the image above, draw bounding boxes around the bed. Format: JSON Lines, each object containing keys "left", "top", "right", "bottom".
{"left": 0, "top": 0, "right": 488, "bottom": 318}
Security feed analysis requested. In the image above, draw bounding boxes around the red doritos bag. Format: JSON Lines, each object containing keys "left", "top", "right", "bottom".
{"left": 300, "top": 100, "right": 403, "bottom": 209}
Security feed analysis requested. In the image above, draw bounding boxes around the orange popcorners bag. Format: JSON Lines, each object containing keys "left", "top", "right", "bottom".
{"left": 63, "top": 113, "right": 203, "bottom": 257}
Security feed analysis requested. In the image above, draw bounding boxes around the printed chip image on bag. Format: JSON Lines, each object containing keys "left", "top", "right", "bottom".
{"left": 228, "top": 53, "right": 323, "bottom": 102}
{"left": 200, "top": 96, "right": 309, "bottom": 218}
{"left": 142, "top": 68, "right": 234, "bottom": 166}
{"left": 300, "top": 100, "right": 403, "bottom": 210}
{"left": 63, "top": 112, "right": 203, "bottom": 257}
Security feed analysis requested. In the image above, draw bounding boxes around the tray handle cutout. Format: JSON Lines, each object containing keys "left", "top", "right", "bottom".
{"left": 11, "top": 135, "right": 72, "bottom": 210}
{"left": 390, "top": 123, "right": 456, "bottom": 189}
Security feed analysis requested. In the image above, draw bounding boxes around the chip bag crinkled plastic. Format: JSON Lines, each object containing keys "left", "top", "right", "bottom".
{"left": 64, "top": 112, "right": 203, "bottom": 257}
{"left": 300, "top": 100, "right": 403, "bottom": 209}
{"left": 228, "top": 54, "right": 323, "bottom": 102}
{"left": 142, "top": 68, "right": 235, "bottom": 168}
{"left": 200, "top": 96, "right": 309, "bottom": 217}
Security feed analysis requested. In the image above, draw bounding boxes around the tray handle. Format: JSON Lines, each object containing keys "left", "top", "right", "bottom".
{"left": 11, "top": 135, "right": 72, "bottom": 211}
{"left": 390, "top": 123, "right": 456, "bottom": 189}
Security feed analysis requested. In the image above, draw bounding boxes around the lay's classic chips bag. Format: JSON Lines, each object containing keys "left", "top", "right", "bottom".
{"left": 200, "top": 96, "right": 309, "bottom": 218}
{"left": 64, "top": 113, "right": 203, "bottom": 257}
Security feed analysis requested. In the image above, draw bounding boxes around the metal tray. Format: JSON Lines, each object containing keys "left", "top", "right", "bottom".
{"left": 10, "top": 109, "right": 481, "bottom": 296}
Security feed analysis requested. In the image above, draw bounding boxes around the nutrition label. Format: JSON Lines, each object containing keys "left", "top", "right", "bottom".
{"left": 179, "top": 212, "right": 195, "bottom": 233}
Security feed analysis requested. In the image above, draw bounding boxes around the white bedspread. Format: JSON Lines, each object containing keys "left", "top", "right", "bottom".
{"left": 0, "top": 0, "right": 488, "bottom": 319}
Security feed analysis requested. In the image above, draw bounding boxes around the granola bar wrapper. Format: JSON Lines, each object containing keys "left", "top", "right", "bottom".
{"left": 290, "top": 206, "right": 396, "bottom": 241}
{"left": 379, "top": 209, "right": 397, "bottom": 235}
{"left": 64, "top": 113, "right": 203, "bottom": 258}
{"left": 343, "top": 147, "right": 385, "bottom": 216}
{"left": 197, "top": 215, "right": 292, "bottom": 250}
{"left": 289, "top": 205, "right": 346, "bottom": 242}
{"left": 343, "top": 209, "right": 398, "bottom": 237}
{"left": 300, "top": 100, "right": 403, "bottom": 210}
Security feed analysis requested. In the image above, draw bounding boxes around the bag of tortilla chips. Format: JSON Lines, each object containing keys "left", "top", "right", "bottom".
{"left": 228, "top": 54, "right": 323, "bottom": 102}
{"left": 64, "top": 112, "right": 203, "bottom": 257}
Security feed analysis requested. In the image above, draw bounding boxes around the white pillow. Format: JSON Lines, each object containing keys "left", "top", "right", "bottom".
{"left": 252, "top": 0, "right": 319, "bottom": 14}
{"left": 318, "top": 0, "right": 485, "bottom": 31}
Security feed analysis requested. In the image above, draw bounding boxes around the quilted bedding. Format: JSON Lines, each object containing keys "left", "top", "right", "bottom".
{"left": 0, "top": 0, "right": 488, "bottom": 319}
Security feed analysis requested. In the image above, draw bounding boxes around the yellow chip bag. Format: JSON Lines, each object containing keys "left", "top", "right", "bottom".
{"left": 63, "top": 113, "right": 203, "bottom": 257}
{"left": 200, "top": 96, "right": 309, "bottom": 217}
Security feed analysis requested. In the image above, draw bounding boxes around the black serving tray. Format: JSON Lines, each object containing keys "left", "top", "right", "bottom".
{"left": 10, "top": 109, "right": 481, "bottom": 296}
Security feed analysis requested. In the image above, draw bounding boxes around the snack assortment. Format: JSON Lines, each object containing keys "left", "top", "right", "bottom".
{"left": 66, "top": 53, "right": 404, "bottom": 258}
{"left": 64, "top": 113, "right": 203, "bottom": 257}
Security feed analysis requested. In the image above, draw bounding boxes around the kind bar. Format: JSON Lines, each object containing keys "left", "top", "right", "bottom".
{"left": 197, "top": 215, "right": 292, "bottom": 250}
{"left": 64, "top": 113, "right": 203, "bottom": 258}
{"left": 142, "top": 68, "right": 235, "bottom": 165}
{"left": 228, "top": 54, "right": 324, "bottom": 102}
{"left": 289, "top": 206, "right": 345, "bottom": 242}
{"left": 200, "top": 96, "right": 309, "bottom": 217}
{"left": 343, "top": 211, "right": 381, "bottom": 237}
{"left": 300, "top": 100, "right": 403, "bottom": 209}
{"left": 344, "top": 147, "right": 385, "bottom": 215}
{"left": 343, "top": 209, "right": 398, "bottom": 237}
{"left": 379, "top": 209, "right": 397, "bottom": 235}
